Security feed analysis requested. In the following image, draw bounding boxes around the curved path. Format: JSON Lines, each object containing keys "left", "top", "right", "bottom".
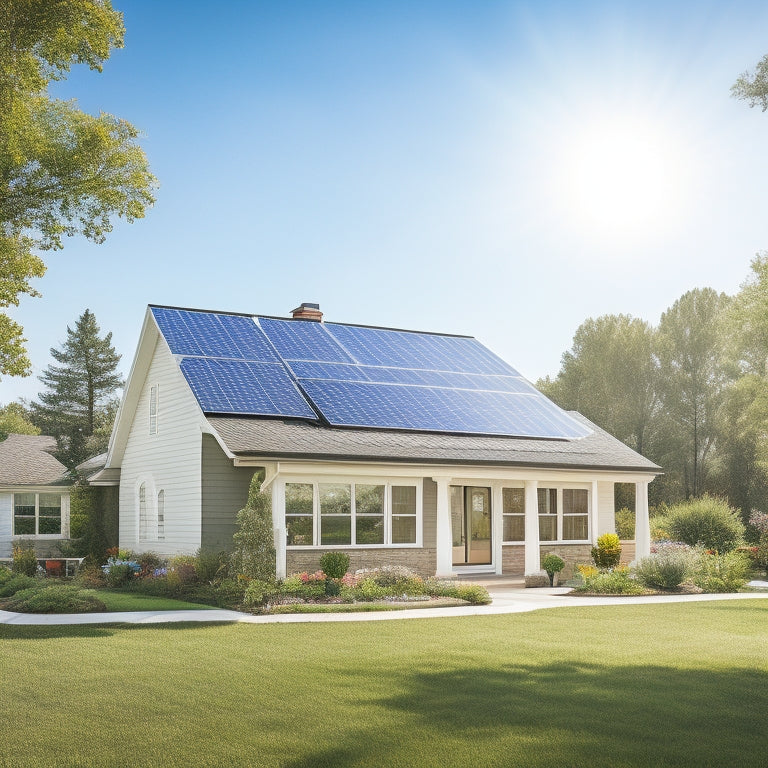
{"left": 2, "top": 584, "right": 766, "bottom": 626}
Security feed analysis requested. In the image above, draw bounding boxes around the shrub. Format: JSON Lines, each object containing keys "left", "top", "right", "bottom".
{"left": 0, "top": 564, "right": 12, "bottom": 585}
{"left": 105, "top": 563, "right": 137, "bottom": 588}
{"left": 615, "top": 508, "right": 636, "bottom": 539}
{"left": 12, "top": 544, "right": 38, "bottom": 576}
{"left": 574, "top": 567, "right": 647, "bottom": 595}
{"left": 243, "top": 579, "right": 279, "bottom": 608}
{"left": 542, "top": 554, "right": 565, "bottom": 586}
{"left": 592, "top": 533, "right": 622, "bottom": 569}
{"left": 356, "top": 566, "right": 424, "bottom": 592}
{"left": 169, "top": 555, "right": 198, "bottom": 585}
{"left": 0, "top": 574, "right": 38, "bottom": 597}
{"left": 665, "top": 495, "right": 745, "bottom": 553}
{"left": 691, "top": 550, "right": 751, "bottom": 593}
{"left": 137, "top": 551, "right": 163, "bottom": 575}
{"left": 281, "top": 572, "right": 326, "bottom": 600}
{"left": 635, "top": 551, "right": 690, "bottom": 589}
{"left": 5, "top": 585, "right": 107, "bottom": 613}
{"left": 423, "top": 578, "right": 491, "bottom": 604}
{"left": 194, "top": 549, "right": 227, "bottom": 583}
{"left": 75, "top": 565, "right": 107, "bottom": 588}
{"left": 319, "top": 552, "right": 350, "bottom": 579}
{"left": 231, "top": 472, "right": 275, "bottom": 581}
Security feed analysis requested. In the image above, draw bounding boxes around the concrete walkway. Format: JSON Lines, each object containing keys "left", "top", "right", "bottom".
{"left": 1, "top": 581, "right": 767, "bottom": 626}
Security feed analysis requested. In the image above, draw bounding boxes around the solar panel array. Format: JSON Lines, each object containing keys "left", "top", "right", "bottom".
{"left": 150, "top": 307, "right": 591, "bottom": 439}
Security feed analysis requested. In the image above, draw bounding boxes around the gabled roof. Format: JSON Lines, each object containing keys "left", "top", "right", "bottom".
{"left": 148, "top": 305, "right": 592, "bottom": 441}
{"left": 0, "top": 434, "right": 70, "bottom": 486}
{"left": 207, "top": 413, "right": 660, "bottom": 473}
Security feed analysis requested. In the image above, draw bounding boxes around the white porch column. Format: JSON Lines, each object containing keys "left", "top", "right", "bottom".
{"left": 434, "top": 477, "right": 454, "bottom": 577}
{"left": 591, "top": 480, "right": 600, "bottom": 541}
{"left": 524, "top": 479, "right": 540, "bottom": 575}
{"left": 272, "top": 481, "right": 286, "bottom": 579}
{"left": 634, "top": 480, "right": 651, "bottom": 561}
{"left": 492, "top": 483, "right": 504, "bottom": 575}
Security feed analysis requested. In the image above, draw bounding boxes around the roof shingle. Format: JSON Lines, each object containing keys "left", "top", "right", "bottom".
{"left": 0, "top": 434, "right": 70, "bottom": 486}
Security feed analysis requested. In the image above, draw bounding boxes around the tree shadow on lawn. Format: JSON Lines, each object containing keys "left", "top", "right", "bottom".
{"left": 285, "top": 661, "right": 768, "bottom": 768}
{"left": 0, "top": 621, "right": 237, "bottom": 641}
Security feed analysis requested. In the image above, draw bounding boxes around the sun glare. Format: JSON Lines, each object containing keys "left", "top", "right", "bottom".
{"left": 563, "top": 116, "right": 682, "bottom": 236}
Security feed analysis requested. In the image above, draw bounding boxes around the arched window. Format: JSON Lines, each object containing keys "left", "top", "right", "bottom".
{"left": 138, "top": 482, "right": 148, "bottom": 541}
{"left": 157, "top": 490, "right": 165, "bottom": 541}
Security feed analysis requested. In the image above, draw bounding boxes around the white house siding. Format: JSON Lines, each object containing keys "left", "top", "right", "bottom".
{"left": 0, "top": 493, "right": 12, "bottom": 558}
{"left": 119, "top": 338, "right": 205, "bottom": 555}
{"left": 597, "top": 481, "right": 616, "bottom": 535}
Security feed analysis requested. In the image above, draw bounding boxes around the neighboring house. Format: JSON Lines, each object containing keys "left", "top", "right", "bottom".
{"left": 97, "top": 303, "right": 660, "bottom": 578}
{"left": 0, "top": 434, "right": 71, "bottom": 558}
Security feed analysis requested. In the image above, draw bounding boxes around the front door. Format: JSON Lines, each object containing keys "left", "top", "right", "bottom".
{"left": 451, "top": 486, "right": 492, "bottom": 566}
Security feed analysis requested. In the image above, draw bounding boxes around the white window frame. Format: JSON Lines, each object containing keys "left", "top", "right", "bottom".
{"left": 501, "top": 485, "right": 525, "bottom": 543}
{"left": 284, "top": 477, "right": 422, "bottom": 548}
{"left": 536, "top": 484, "right": 591, "bottom": 543}
{"left": 149, "top": 384, "right": 159, "bottom": 435}
{"left": 12, "top": 492, "right": 66, "bottom": 538}
{"left": 136, "top": 477, "right": 158, "bottom": 543}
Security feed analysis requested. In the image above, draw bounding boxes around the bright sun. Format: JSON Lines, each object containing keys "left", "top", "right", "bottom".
{"left": 563, "top": 116, "right": 682, "bottom": 235}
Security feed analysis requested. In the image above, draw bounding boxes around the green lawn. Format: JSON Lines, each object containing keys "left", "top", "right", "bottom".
{"left": 95, "top": 590, "right": 213, "bottom": 612}
{"left": 1, "top": 601, "right": 766, "bottom": 768}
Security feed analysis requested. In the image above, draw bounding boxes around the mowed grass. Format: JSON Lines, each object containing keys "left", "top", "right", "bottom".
{"left": 95, "top": 591, "right": 213, "bottom": 612}
{"left": 1, "top": 601, "right": 767, "bottom": 768}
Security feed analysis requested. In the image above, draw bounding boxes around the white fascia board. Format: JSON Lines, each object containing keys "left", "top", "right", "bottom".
{"left": 231, "top": 457, "right": 658, "bottom": 485}
{"left": 104, "top": 307, "right": 159, "bottom": 468}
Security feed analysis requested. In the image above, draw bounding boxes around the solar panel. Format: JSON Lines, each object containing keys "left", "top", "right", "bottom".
{"left": 259, "top": 318, "right": 354, "bottom": 363}
{"left": 324, "top": 323, "right": 518, "bottom": 375}
{"left": 152, "top": 307, "right": 279, "bottom": 362}
{"left": 150, "top": 305, "right": 591, "bottom": 439}
{"left": 180, "top": 358, "right": 316, "bottom": 418}
{"left": 300, "top": 379, "right": 592, "bottom": 438}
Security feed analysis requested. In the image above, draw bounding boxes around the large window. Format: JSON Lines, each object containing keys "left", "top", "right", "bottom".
{"left": 538, "top": 487, "right": 590, "bottom": 542}
{"left": 502, "top": 488, "right": 525, "bottom": 542}
{"left": 13, "top": 493, "right": 62, "bottom": 536}
{"left": 285, "top": 480, "right": 419, "bottom": 547}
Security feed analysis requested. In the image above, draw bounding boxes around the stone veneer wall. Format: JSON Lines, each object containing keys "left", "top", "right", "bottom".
{"left": 619, "top": 540, "right": 636, "bottom": 564}
{"left": 287, "top": 547, "right": 437, "bottom": 577}
{"left": 502, "top": 545, "right": 525, "bottom": 575}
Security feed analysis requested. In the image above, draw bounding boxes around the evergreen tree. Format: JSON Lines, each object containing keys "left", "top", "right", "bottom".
{"left": 230, "top": 472, "right": 276, "bottom": 581}
{"left": 32, "top": 309, "right": 123, "bottom": 467}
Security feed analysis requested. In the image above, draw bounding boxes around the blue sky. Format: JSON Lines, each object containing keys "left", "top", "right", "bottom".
{"left": 5, "top": 0, "right": 768, "bottom": 404}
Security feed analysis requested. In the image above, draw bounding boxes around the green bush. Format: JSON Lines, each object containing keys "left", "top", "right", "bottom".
{"left": 168, "top": 555, "right": 198, "bottom": 585}
{"left": 137, "top": 551, "right": 163, "bottom": 575}
{"left": 355, "top": 577, "right": 388, "bottom": 601}
{"left": 281, "top": 574, "right": 326, "bottom": 600}
{"left": 0, "top": 565, "right": 12, "bottom": 585}
{"left": 615, "top": 508, "right": 636, "bottom": 539}
{"left": 12, "top": 544, "right": 38, "bottom": 576}
{"left": 574, "top": 568, "right": 647, "bottom": 595}
{"left": 105, "top": 563, "right": 136, "bottom": 588}
{"left": 635, "top": 551, "right": 690, "bottom": 589}
{"left": 691, "top": 550, "right": 751, "bottom": 593}
{"left": 0, "top": 574, "right": 38, "bottom": 597}
{"left": 230, "top": 472, "right": 275, "bottom": 581}
{"left": 243, "top": 579, "right": 279, "bottom": 608}
{"left": 423, "top": 578, "right": 491, "bottom": 604}
{"left": 319, "top": 551, "right": 350, "bottom": 579}
{"left": 194, "top": 549, "right": 227, "bottom": 583}
{"left": 591, "top": 533, "right": 622, "bottom": 569}
{"left": 4, "top": 585, "right": 107, "bottom": 613}
{"left": 666, "top": 495, "right": 745, "bottom": 552}
{"left": 360, "top": 566, "right": 425, "bottom": 592}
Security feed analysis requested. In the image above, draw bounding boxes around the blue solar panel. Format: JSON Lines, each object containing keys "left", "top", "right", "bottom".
{"left": 325, "top": 323, "right": 518, "bottom": 375}
{"left": 300, "top": 380, "right": 591, "bottom": 438}
{"left": 152, "top": 308, "right": 279, "bottom": 361}
{"left": 259, "top": 318, "right": 354, "bottom": 363}
{"left": 180, "top": 358, "right": 316, "bottom": 418}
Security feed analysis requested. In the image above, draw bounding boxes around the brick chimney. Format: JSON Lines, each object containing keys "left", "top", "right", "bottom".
{"left": 291, "top": 302, "right": 323, "bottom": 322}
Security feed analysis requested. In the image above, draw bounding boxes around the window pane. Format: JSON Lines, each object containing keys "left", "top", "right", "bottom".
{"left": 503, "top": 488, "right": 524, "bottom": 514}
{"left": 539, "top": 516, "right": 557, "bottom": 541}
{"left": 392, "top": 486, "right": 416, "bottom": 516}
{"left": 392, "top": 515, "right": 416, "bottom": 544}
{"left": 503, "top": 515, "right": 525, "bottom": 542}
{"left": 39, "top": 516, "right": 61, "bottom": 535}
{"left": 355, "top": 484, "right": 384, "bottom": 516}
{"left": 563, "top": 515, "right": 589, "bottom": 541}
{"left": 286, "top": 483, "right": 313, "bottom": 516}
{"left": 14, "top": 493, "right": 35, "bottom": 515}
{"left": 356, "top": 515, "right": 384, "bottom": 545}
{"left": 563, "top": 489, "right": 588, "bottom": 515}
{"left": 286, "top": 515, "right": 313, "bottom": 546}
{"left": 319, "top": 484, "right": 351, "bottom": 516}
{"left": 39, "top": 494, "right": 61, "bottom": 518}
{"left": 14, "top": 516, "right": 35, "bottom": 535}
{"left": 321, "top": 516, "right": 351, "bottom": 545}
{"left": 537, "top": 488, "right": 557, "bottom": 514}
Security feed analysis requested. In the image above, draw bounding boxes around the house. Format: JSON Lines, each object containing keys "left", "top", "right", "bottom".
{"left": 0, "top": 434, "right": 71, "bottom": 559}
{"left": 96, "top": 303, "right": 660, "bottom": 579}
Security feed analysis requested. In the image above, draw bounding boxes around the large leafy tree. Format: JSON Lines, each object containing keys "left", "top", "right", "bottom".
{"left": 0, "top": 400, "right": 40, "bottom": 439}
{"left": 537, "top": 314, "right": 658, "bottom": 454}
{"left": 655, "top": 288, "right": 730, "bottom": 499}
{"left": 0, "top": 0, "right": 155, "bottom": 378}
{"left": 31, "top": 309, "right": 123, "bottom": 467}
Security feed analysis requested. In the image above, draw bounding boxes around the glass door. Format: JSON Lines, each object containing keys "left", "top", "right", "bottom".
{"left": 451, "top": 486, "right": 492, "bottom": 566}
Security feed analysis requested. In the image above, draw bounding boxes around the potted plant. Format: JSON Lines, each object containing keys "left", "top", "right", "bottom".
{"left": 542, "top": 553, "right": 565, "bottom": 587}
